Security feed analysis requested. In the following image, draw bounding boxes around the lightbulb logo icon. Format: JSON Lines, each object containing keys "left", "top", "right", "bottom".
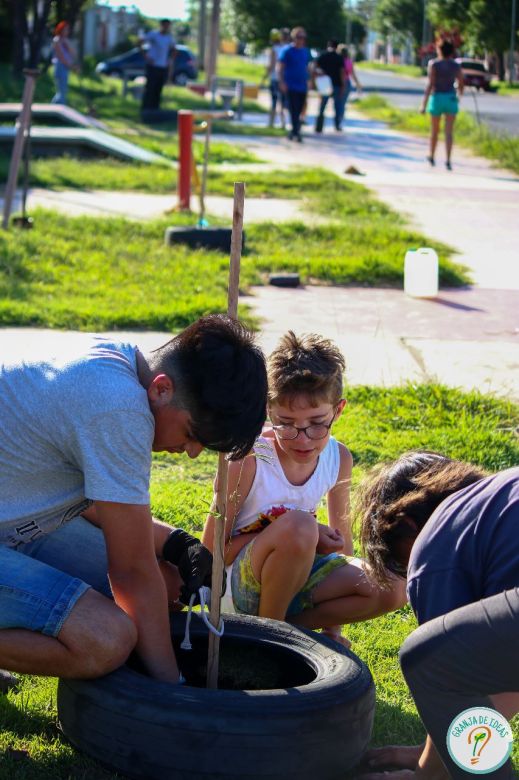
{"left": 447, "top": 707, "right": 513, "bottom": 774}
{"left": 468, "top": 725, "right": 491, "bottom": 765}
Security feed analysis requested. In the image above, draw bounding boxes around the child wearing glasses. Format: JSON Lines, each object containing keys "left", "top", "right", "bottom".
{"left": 203, "top": 331, "right": 406, "bottom": 645}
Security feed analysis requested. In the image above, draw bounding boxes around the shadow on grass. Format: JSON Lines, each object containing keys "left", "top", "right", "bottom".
{"left": 0, "top": 693, "right": 121, "bottom": 779}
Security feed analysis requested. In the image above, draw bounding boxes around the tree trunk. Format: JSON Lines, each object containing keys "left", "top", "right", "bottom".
{"left": 11, "top": 0, "right": 26, "bottom": 74}
{"left": 28, "top": 0, "right": 53, "bottom": 68}
{"left": 496, "top": 50, "right": 505, "bottom": 81}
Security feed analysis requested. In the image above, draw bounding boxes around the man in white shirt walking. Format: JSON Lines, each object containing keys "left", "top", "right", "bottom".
{"left": 140, "top": 19, "right": 177, "bottom": 112}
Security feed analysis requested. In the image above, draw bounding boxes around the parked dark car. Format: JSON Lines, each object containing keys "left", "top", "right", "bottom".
{"left": 96, "top": 45, "right": 197, "bottom": 86}
{"left": 455, "top": 58, "right": 496, "bottom": 91}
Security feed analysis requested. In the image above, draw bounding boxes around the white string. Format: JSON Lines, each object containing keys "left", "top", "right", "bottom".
{"left": 180, "top": 587, "right": 225, "bottom": 652}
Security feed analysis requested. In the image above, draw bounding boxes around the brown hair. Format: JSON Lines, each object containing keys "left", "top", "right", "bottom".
{"left": 356, "top": 451, "right": 486, "bottom": 587}
{"left": 267, "top": 331, "right": 345, "bottom": 408}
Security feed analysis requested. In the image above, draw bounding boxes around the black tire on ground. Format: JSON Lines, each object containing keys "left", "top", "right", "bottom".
{"left": 268, "top": 272, "right": 300, "bottom": 288}
{"left": 165, "top": 226, "right": 243, "bottom": 253}
{"left": 58, "top": 613, "right": 375, "bottom": 780}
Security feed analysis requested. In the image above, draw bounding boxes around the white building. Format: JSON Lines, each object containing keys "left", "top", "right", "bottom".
{"left": 82, "top": 4, "right": 140, "bottom": 57}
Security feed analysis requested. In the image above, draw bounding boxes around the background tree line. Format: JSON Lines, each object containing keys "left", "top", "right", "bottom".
{"left": 369, "top": 0, "right": 518, "bottom": 78}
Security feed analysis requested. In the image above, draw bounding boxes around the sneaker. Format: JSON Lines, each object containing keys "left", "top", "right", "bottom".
{"left": 427, "top": 155, "right": 435, "bottom": 166}
{"left": 287, "top": 131, "right": 294, "bottom": 141}
{"left": 446, "top": 161, "right": 452, "bottom": 170}
{"left": 295, "top": 134, "right": 303, "bottom": 143}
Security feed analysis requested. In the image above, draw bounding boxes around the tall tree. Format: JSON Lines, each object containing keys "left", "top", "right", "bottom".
{"left": 373, "top": 0, "right": 424, "bottom": 48}
{"left": 229, "top": 0, "right": 345, "bottom": 50}
{"left": 427, "top": 0, "right": 471, "bottom": 29}
{"left": 3, "top": 0, "right": 91, "bottom": 73}
{"left": 468, "top": 0, "right": 518, "bottom": 79}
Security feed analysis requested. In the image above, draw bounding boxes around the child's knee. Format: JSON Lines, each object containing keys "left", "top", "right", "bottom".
{"left": 276, "top": 510, "right": 318, "bottom": 552}
{"left": 379, "top": 577, "right": 408, "bottom": 612}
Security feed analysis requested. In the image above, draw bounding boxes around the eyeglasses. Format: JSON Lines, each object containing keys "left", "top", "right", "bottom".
{"left": 272, "top": 407, "right": 338, "bottom": 441}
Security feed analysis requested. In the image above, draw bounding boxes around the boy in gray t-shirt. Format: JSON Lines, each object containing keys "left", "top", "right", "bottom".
{"left": 0, "top": 315, "right": 266, "bottom": 684}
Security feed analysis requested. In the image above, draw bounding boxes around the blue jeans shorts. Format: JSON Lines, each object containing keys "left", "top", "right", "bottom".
{"left": 0, "top": 516, "right": 110, "bottom": 637}
{"left": 231, "top": 538, "right": 350, "bottom": 617}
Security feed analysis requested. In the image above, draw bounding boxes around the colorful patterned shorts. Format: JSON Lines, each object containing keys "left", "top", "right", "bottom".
{"left": 231, "top": 538, "right": 351, "bottom": 617}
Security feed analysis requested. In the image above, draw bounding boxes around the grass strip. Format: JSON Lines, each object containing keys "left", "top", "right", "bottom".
{"left": 357, "top": 94, "right": 519, "bottom": 175}
{"left": 356, "top": 61, "right": 424, "bottom": 78}
{"left": 0, "top": 167, "right": 469, "bottom": 331}
{"left": 0, "top": 383, "right": 517, "bottom": 777}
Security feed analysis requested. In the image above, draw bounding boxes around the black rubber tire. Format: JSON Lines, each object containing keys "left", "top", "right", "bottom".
{"left": 165, "top": 226, "right": 244, "bottom": 253}
{"left": 268, "top": 272, "right": 300, "bottom": 288}
{"left": 58, "top": 613, "right": 375, "bottom": 780}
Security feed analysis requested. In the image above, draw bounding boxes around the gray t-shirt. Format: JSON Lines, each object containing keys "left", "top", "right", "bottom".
{"left": 0, "top": 338, "right": 154, "bottom": 548}
{"left": 145, "top": 30, "right": 175, "bottom": 68}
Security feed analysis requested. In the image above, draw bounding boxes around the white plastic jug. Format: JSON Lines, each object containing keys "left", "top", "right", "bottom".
{"left": 404, "top": 247, "right": 439, "bottom": 298}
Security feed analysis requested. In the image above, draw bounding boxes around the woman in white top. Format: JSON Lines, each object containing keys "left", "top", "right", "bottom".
{"left": 265, "top": 28, "right": 286, "bottom": 129}
{"left": 51, "top": 21, "right": 76, "bottom": 105}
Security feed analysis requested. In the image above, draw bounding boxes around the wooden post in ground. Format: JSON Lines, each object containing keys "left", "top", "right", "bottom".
{"left": 206, "top": 181, "right": 245, "bottom": 689}
{"left": 2, "top": 69, "right": 39, "bottom": 230}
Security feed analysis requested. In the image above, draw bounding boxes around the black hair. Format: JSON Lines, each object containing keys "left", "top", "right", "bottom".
{"left": 328, "top": 39, "right": 339, "bottom": 49}
{"left": 150, "top": 315, "right": 267, "bottom": 459}
{"left": 439, "top": 40, "right": 454, "bottom": 58}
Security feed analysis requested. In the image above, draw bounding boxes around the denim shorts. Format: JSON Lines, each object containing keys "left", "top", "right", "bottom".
{"left": 0, "top": 516, "right": 111, "bottom": 637}
{"left": 231, "top": 538, "right": 350, "bottom": 617}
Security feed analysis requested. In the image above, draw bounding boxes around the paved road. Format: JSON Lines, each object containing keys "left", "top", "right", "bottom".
{"left": 359, "top": 68, "right": 519, "bottom": 137}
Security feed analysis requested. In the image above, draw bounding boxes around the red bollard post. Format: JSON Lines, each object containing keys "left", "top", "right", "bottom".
{"left": 177, "top": 110, "right": 193, "bottom": 211}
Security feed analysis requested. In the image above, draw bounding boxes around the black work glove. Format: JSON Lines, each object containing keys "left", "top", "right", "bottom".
{"left": 162, "top": 529, "right": 216, "bottom": 605}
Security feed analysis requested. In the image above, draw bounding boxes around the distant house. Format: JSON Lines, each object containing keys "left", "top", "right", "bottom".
{"left": 82, "top": 4, "right": 140, "bottom": 58}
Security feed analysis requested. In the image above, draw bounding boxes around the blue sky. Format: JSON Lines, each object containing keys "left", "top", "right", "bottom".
{"left": 104, "top": 1, "right": 189, "bottom": 21}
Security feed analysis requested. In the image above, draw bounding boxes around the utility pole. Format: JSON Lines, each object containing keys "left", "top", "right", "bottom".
{"left": 421, "top": 0, "right": 428, "bottom": 72}
{"left": 205, "top": 0, "right": 221, "bottom": 89}
{"left": 198, "top": 0, "right": 207, "bottom": 71}
{"left": 510, "top": 0, "right": 517, "bottom": 86}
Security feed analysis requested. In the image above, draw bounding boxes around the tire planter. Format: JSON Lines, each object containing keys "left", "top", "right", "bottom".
{"left": 165, "top": 226, "right": 244, "bottom": 254}
{"left": 57, "top": 613, "right": 375, "bottom": 780}
{"left": 268, "top": 273, "right": 300, "bottom": 288}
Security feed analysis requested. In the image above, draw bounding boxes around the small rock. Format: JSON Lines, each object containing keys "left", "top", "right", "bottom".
{"left": 0, "top": 669, "right": 19, "bottom": 694}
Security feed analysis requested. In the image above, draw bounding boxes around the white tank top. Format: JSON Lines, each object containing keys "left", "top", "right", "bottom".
{"left": 232, "top": 435, "right": 340, "bottom": 535}
{"left": 221, "top": 435, "right": 340, "bottom": 613}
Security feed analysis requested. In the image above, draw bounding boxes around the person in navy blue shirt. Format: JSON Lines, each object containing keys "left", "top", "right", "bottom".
{"left": 277, "top": 27, "right": 311, "bottom": 142}
{"left": 356, "top": 452, "right": 519, "bottom": 779}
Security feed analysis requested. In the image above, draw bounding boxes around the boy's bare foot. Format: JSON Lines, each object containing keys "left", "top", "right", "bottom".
{"left": 321, "top": 627, "right": 352, "bottom": 649}
{"left": 361, "top": 745, "right": 422, "bottom": 771}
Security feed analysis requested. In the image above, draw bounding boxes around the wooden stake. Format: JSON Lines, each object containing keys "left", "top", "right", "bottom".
{"left": 2, "top": 69, "right": 39, "bottom": 230}
{"left": 206, "top": 181, "right": 245, "bottom": 689}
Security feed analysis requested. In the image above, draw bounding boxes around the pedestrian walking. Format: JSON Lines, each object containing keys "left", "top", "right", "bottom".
{"left": 314, "top": 39, "right": 346, "bottom": 133}
{"left": 420, "top": 40, "right": 464, "bottom": 170}
{"left": 278, "top": 27, "right": 312, "bottom": 143}
{"left": 140, "top": 19, "right": 177, "bottom": 113}
{"left": 265, "top": 29, "right": 285, "bottom": 129}
{"left": 51, "top": 22, "right": 77, "bottom": 105}
{"left": 339, "top": 46, "right": 362, "bottom": 122}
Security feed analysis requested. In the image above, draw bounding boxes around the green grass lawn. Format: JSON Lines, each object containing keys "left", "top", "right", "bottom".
{"left": 356, "top": 61, "right": 424, "bottom": 78}
{"left": 0, "top": 167, "right": 469, "bottom": 330}
{"left": 357, "top": 94, "right": 519, "bottom": 175}
{"left": 494, "top": 80, "right": 519, "bottom": 97}
{"left": 215, "top": 53, "right": 266, "bottom": 85}
{"left": 1, "top": 383, "right": 518, "bottom": 778}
